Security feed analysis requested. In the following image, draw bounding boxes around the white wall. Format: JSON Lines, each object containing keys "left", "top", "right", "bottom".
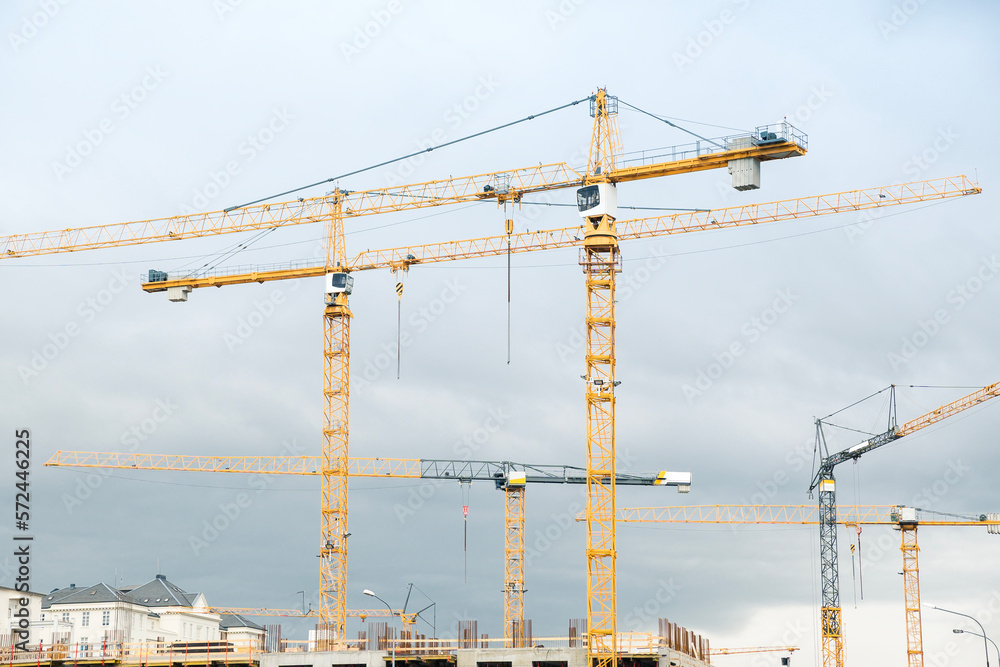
{"left": 30, "top": 601, "right": 223, "bottom": 654}
{"left": 2, "top": 588, "right": 43, "bottom": 646}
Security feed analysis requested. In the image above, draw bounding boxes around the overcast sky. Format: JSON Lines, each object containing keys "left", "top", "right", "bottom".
{"left": 2, "top": 2, "right": 999, "bottom": 667}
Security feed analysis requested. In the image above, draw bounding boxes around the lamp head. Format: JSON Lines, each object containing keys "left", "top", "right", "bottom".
{"left": 953, "top": 629, "right": 964, "bottom": 634}
{"left": 363, "top": 589, "right": 376, "bottom": 597}
{"left": 922, "top": 603, "right": 937, "bottom": 610}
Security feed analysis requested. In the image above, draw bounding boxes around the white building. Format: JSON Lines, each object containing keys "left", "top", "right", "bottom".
{"left": 3, "top": 586, "right": 44, "bottom": 648}
{"left": 30, "top": 574, "right": 262, "bottom": 657}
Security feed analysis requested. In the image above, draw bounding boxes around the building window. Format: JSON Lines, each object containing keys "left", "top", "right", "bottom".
{"left": 102, "top": 611, "right": 110, "bottom": 626}
{"left": 62, "top": 613, "right": 70, "bottom": 623}
{"left": 82, "top": 611, "right": 90, "bottom": 627}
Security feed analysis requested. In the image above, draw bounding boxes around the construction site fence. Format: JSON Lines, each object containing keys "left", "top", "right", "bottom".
{"left": 0, "top": 639, "right": 260, "bottom": 666}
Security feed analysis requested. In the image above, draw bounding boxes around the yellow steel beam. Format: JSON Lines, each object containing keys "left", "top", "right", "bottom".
{"left": 607, "top": 504, "right": 999, "bottom": 527}
{"left": 0, "top": 134, "right": 806, "bottom": 259}
{"left": 897, "top": 381, "right": 1000, "bottom": 437}
{"left": 0, "top": 163, "right": 578, "bottom": 259}
{"left": 503, "top": 486, "right": 527, "bottom": 648}
{"left": 710, "top": 646, "right": 800, "bottom": 656}
{"left": 318, "top": 289, "right": 351, "bottom": 644}
{"left": 141, "top": 175, "right": 981, "bottom": 293}
{"left": 0, "top": 131, "right": 809, "bottom": 260}
{"left": 44, "top": 451, "right": 420, "bottom": 477}
{"left": 901, "top": 525, "right": 924, "bottom": 667}
{"left": 583, "top": 88, "right": 619, "bottom": 667}
{"left": 204, "top": 607, "right": 398, "bottom": 618}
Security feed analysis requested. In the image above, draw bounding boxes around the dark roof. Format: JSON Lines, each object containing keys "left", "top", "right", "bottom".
{"left": 43, "top": 576, "right": 199, "bottom": 610}
{"left": 42, "top": 583, "right": 125, "bottom": 609}
{"left": 219, "top": 614, "right": 264, "bottom": 631}
{"left": 125, "top": 576, "right": 194, "bottom": 608}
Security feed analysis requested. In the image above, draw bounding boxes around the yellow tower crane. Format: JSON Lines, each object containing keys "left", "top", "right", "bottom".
{"left": 609, "top": 503, "right": 1000, "bottom": 667}
{"left": 45, "top": 450, "right": 691, "bottom": 647}
{"left": 2, "top": 86, "right": 982, "bottom": 660}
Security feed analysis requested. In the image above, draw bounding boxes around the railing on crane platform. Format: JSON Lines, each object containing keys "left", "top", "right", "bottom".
{"left": 617, "top": 121, "right": 808, "bottom": 169}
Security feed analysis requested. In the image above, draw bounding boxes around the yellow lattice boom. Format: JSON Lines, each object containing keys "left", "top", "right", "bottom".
{"left": 136, "top": 176, "right": 980, "bottom": 293}
{"left": 46, "top": 451, "right": 420, "bottom": 476}
{"left": 711, "top": 646, "right": 800, "bottom": 656}
{"left": 610, "top": 504, "right": 999, "bottom": 527}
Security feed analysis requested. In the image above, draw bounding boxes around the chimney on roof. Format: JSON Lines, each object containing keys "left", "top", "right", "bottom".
{"left": 156, "top": 574, "right": 166, "bottom": 581}
{"left": 70, "top": 584, "right": 75, "bottom": 589}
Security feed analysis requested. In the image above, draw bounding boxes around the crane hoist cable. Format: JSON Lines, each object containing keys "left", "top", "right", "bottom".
{"left": 392, "top": 268, "right": 408, "bottom": 380}
{"left": 618, "top": 99, "right": 726, "bottom": 149}
{"left": 505, "top": 217, "right": 514, "bottom": 365}
{"left": 223, "top": 96, "right": 592, "bottom": 212}
{"left": 461, "top": 480, "right": 471, "bottom": 584}
{"left": 849, "top": 541, "right": 857, "bottom": 608}
{"left": 856, "top": 524, "right": 864, "bottom": 601}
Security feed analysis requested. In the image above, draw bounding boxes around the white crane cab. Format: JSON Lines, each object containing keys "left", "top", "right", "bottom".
{"left": 578, "top": 183, "right": 618, "bottom": 246}
{"left": 325, "top": 272, "right": 354, "bottom": 296}
{"left": 577, "top": 182, "right": 618, "bottom": 220}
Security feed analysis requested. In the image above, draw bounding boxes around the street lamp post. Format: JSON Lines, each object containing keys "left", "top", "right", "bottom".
{"left": 924, "top": 603, "right": 990, "bottom": 667}
{"left": 954, "top": 630, "right": 1000, "bottom": 666}
{"left": 363, "top": 589, "right": 396, "bottom": 667}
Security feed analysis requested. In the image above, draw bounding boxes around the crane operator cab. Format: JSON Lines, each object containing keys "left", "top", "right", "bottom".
{"left": 325, "top": 272, "right": 354, "bottom": 305}
{"left": 577, "top": 182, "right": 618, "bottom": 246}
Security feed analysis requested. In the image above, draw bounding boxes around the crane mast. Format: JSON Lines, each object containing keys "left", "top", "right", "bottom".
{"left": 580, "top": 89, "right": 623, "bottom": 667}
{"left": 808, "top": 382, "right": 1000, "bottom": 667}
{"left": 318, "top": 191, "right": 351, "bottom": 646}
